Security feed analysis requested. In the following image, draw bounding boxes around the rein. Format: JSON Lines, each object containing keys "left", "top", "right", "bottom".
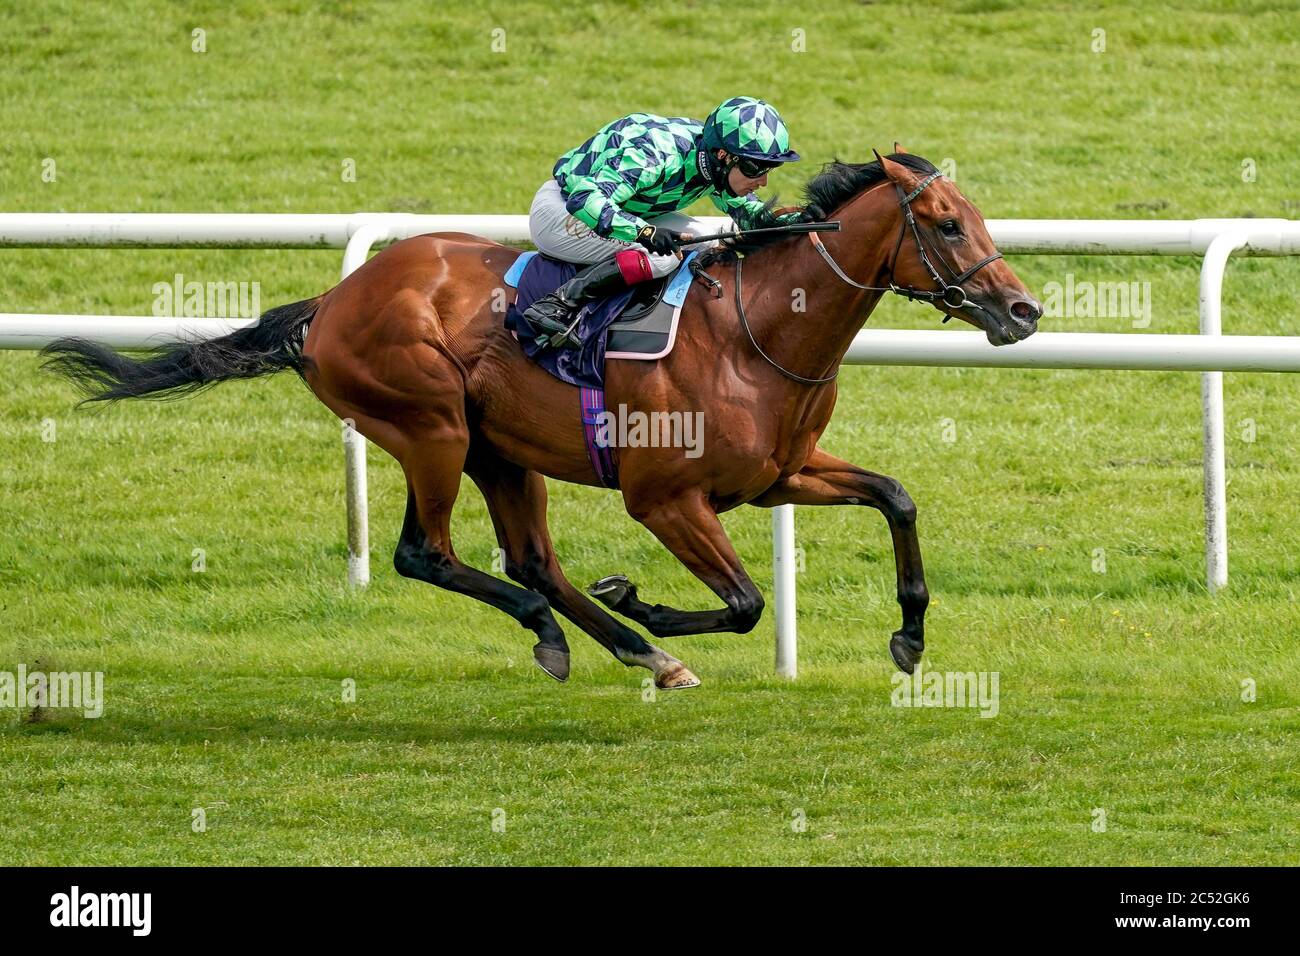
{"left": 734, "top": 253, "right": 840, "bottom": 385}
{"left": 733, "top": 170, "right": 1004, "bottom": 387}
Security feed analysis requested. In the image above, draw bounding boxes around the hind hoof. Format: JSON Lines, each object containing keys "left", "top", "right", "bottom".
{"left": 655, "top": 663, "right": 701, "bottom": 691}
{"left": 889, "top": 632, "right": 924, "bottom": 674}
{"left": 588, "top": 574, "right": 636, "bottom": 611}
{"left": 533, "top": 644, "right": 570, "bottom": 683}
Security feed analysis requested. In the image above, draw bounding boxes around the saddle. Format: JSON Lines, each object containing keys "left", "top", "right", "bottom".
{"left": 503, "top": 250, "right": 700, "bottom": 390}
{"left": 502, "top": 250, "right": 708, "bottom": 491}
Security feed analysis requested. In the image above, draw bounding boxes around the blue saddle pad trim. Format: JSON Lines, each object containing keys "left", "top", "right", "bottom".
{"left": 504, "top": 250, "right": 536, "bottom": 288}
{"left": 663, "top": 251, "right": 698, "bottom": 307}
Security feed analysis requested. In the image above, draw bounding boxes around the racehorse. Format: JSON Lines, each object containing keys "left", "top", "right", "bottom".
{"left": 43, "top": 151, "right": 1041, "bottom": 690}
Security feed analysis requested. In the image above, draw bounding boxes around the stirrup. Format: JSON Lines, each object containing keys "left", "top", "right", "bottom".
{"left": 546, "top": 311, "right": 584, "bottom": 349}
{"left": 523, "top": 296, "right": 575, "bottom": 346}
{"left": 523, "top": 299, "right": 584, "bottom": 349}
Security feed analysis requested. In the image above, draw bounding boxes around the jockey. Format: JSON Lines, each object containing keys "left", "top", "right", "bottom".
{"left": 523, "top": 96, "right": 803, "bottom": 346}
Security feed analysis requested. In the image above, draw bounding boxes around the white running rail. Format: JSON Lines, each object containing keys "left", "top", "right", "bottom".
{"left": 3, "top": 213, "right": 1299, "bottom": 677}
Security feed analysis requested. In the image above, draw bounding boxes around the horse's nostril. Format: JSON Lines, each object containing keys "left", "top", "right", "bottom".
{"left": 1011, "top": 299, "right": 1040, "bottom": 323}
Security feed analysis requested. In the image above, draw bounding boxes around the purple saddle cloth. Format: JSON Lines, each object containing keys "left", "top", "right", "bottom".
{"left": 504, "top": 253, "right": 635, "bottom": 391}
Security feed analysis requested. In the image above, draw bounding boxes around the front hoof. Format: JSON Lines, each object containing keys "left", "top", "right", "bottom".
{"left": 588, "top": 574, "right": 636, "bottom": 612}
{"left": 533, "top": 644, "right": 570, "bottom": 683}
{"left": 889, "top": 632, "right": 924, "bottom": 674}
{"left": 654, "top": 663, "right": 701, "bottom": 691}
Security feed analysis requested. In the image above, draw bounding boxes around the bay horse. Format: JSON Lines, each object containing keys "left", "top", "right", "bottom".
{"left": 43, "top": 151, "right": 1041, "bottom": 690}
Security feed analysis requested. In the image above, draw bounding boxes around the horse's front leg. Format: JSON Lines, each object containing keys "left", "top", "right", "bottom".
{"left": 752, "top": 447, "right": 929, "bottom": 673}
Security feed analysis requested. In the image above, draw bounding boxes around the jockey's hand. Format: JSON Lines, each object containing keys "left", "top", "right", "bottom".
{"left": 636, "top": 225, "right": 691, "bottom": 257}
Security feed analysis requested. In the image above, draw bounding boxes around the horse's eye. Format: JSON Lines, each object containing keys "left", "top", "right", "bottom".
{"left": 940, "top": 220, "right": 961, "bottom": 238}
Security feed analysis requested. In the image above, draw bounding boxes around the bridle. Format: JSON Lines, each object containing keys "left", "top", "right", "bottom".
{"left": 811, "top": 171, "right": 1003, "bottom": 314}
{"left": 734, "top": 170, "right": 1003, "bottom": 386}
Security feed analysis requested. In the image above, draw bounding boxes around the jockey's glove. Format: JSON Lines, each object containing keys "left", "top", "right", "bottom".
{"left": 635, "top": 224, "right": 687, "bottom": 257}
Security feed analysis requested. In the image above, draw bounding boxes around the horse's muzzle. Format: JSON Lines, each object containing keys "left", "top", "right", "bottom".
{"left": 985, "top": 296, "right": 1041, "bottom": 346}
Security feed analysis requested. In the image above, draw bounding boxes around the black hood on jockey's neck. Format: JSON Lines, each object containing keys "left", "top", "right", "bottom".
{"left": 696, "top": 146, "right": 738, "bottom": 198}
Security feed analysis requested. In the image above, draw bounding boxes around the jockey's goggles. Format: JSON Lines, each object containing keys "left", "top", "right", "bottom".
{"left": 734, "top": 156, "right": 781, "bottom": 178}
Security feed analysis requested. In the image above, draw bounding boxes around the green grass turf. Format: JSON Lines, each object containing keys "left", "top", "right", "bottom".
{"left": 1, "top": 0, "right": 1298, "bottom": 865}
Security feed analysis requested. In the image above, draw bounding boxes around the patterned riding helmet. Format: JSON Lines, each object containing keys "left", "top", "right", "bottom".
{"left": 701, "top": 96, "right": 801, "bottom": 163}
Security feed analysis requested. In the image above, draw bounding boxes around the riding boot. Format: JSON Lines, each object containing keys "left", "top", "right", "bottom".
{"left": 522, "top": 258, "right": 635, "bottom": 349}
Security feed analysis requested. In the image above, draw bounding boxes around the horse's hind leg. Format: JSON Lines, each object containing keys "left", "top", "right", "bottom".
{"left": 467, "top": 454, "right": 699, "bottom": 690}
{"left": 590, "top": 489, "right": 765, "bottom": 638}
{"left": 395, "top": 439, "right": 571, "bottom": 681}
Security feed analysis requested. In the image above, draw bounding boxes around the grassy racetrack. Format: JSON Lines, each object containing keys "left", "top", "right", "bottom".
{"left": 2, "top": 1, "right": 1298, "bottom": 865}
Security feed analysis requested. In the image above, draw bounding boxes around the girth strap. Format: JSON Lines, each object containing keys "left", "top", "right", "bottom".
{"left": 579, "top": 386, "right": 619, "bottom": 488}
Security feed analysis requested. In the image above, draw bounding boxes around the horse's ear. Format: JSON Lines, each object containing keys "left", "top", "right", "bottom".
{"left": 893, "top": 141, "right": 907, "bottom": 155}
{"left": 878, "top": 153, "right": 922, "bottom": 192}
{"left": 871, "top": 147, "right": 885, "bottom": 165}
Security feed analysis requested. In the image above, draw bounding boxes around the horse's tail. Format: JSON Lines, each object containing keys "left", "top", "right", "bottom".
{"left": 41, "top": 296, "right": 321, "bottom": 404}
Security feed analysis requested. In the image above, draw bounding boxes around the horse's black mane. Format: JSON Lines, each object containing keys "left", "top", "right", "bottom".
{"left": 703, "top": 152, "right": 939, "bottom": 262}
{"left": 804, "top": 152, "right": 939, "bottom": 219}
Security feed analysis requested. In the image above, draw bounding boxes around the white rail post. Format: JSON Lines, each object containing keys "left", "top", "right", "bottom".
{"left": 339, "top": 222, "right": 391, "bottom": 587}
{"left": 1198, "top": 230, "right": 1248, "bottom": 595}
{"left": 342, "top": 416, "right": 370, "bottom": 587}
{"left": 773, "top": 504, "right": 798, "bottom": 678}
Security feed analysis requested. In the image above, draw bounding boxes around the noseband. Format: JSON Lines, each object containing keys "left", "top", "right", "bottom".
{"left": 809, "top": 171, "right": 1003, "bottom": 317}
